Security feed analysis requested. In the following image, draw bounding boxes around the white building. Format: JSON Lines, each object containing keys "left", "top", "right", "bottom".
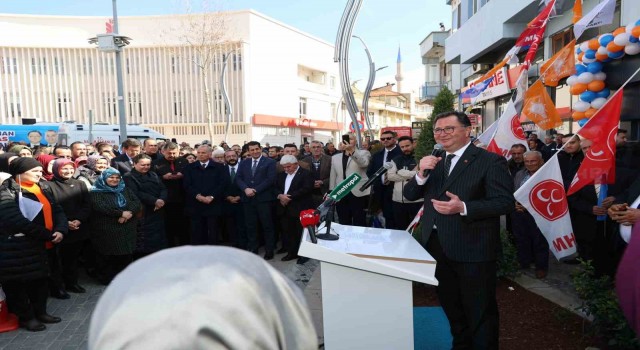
{"left": 0, "top": 10, "right": 344, "bottom": 146}
{"left": 443, "top": 0, "right": 640, "bottom": 137}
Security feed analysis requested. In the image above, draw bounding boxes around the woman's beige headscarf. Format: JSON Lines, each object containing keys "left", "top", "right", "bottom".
{"left": 88, "top": 246, "right": 318, "bottom": 350}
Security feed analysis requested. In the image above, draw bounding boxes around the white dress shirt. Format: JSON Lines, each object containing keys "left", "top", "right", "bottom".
{"left": 381, "top": 146, "right": 397, "bottom": 183}
{"left": 284, "top": 167, "right": 299, "bottom": 194}
{"left": 620, "top": 194, "right": 640, "bottom": 243}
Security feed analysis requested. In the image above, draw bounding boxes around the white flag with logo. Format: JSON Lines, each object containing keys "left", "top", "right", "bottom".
{"left": 573, "top": 0, "right": 616, "bottom": 39}
{"left": 476, "top": 119, "right": 498, "bottom": 147}
{"left": 514, "top": 155, "right": 577, "bottom": 260}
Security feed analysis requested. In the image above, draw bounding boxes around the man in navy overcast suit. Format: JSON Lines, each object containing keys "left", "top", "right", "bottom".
{"left": 404, "top": 111, "right": 514, "bottom": 349}
{"left": 235, "top": 141, "right": 277, "bottom": 260}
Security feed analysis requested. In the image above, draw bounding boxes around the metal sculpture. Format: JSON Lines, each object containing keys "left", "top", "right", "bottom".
{"left": 353, "top": 35, "right": 377, "bottom": 141}
{"left": 334, "top": 0, "right": 364, "bottom": 149}
{"left": 221, "top": 53, "right": 233, "bottom": 143}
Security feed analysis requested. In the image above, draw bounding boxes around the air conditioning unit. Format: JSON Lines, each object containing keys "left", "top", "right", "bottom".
{"left": 472, "top": 63, "right": 492, "bottom": 74}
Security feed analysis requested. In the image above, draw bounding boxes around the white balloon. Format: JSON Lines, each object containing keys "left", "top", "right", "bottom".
{"left": 591, "top": 97, "right": 607, "bottom": 110}
{"left": 597, "top": 46, "right": 609, "bottom": 55}
{"left": 614, "top": 33, "right": 631, "bottom": 46}
{"left": 566, "top": 76, "right": 578, "bottom": 86}
{"left": 573, "top": 101, "right": 591, "bottom": 112}
{"left": 580, "top": 41, "right": 590, "bottom": 53}
{"left": 582, "top": 56, "right": 596, "bottom": 64}
{"left": 594, "top": 72, "right": 607, "bottom": 81}
{"left": 627, "top": 22, "right": 636, "bottom": 35}
{"left": 625, "top": 43, "right": 640, "bottom": 55}
{"left": 577, "top": 72, "right": 594, "bottom": 84}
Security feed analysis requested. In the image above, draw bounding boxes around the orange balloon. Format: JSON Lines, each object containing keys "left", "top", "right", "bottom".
{"left": 585, "top": 108, "right": 598, "bottom": 118}
{"left": 607, "top": 42, "right": 625, "bottom": 52}
{"left": 570, "top": 83, "right": 588, "bottom": 95}
{"left": 572, "top": 111, "right": 587, "bottom": 120}
{"left": 578, "top": 52, "right": 585, "bottom": 62}
{"left": 588, "top": 80, "right": 605, "bottom": 92}
{"left": 632, "top": 26, "right": 640, "bottom": 39}
{"left": 588, "top": 39, "right": 600, "bottom": 50}
{"left": 613, "top": 27, "right": 626, "bottom": 36}
{"left": 596, "top": 53, "right": 609, "bottom": 61}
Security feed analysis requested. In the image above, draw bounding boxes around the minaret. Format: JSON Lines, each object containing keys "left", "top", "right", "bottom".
{"left": 395, "top": 46, "right": 404, "bottom": 93}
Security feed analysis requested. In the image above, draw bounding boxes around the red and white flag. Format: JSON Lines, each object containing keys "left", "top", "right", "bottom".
{"left": 487, "top": 70, "right": 529, "bottom": 160}
{"left": 567, "top": 88, "right": 623, "bottom": 196}
{"left": 505, "top": 0, "right": 556, "bottom": 68}
{"left": 514, "top": 156, "right": 577, "bottom": 260}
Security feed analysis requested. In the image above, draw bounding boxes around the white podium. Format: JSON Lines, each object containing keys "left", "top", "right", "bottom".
{"left": 299, "top": 223, "right": 437, "bottom": 350}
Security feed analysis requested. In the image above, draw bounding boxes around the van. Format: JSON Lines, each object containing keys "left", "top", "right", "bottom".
{"left": 56, "top": 122, "right": 167, "bottom": 146}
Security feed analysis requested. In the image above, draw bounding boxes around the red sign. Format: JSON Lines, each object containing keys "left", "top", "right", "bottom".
{"left": 529, "top": 180, "right": 568, "bottom": 221}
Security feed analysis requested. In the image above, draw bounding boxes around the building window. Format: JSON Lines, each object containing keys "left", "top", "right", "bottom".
{"left": 128, "top": 92, "right": 142, "bottom": 118}
{"left": 54, "top": 57, "right": 64, "bottom": 75}
{"left": 233, "top": 53, "right": 242, "bottom": 71}
{"left": 2, "top": 57, "right": 17, "bottom": 74}
{"left": 104, "top": 93, "right": 117, "bottom": 118}
{"left": 126, "top": 58, "right": 130, "bottom": 74}
{"left": 330, "top": 102, "right": 337, "bottom": 120}
{"left": 83, "top": 57, "right": 93, "bottom": 75}
{"left": 173, "top": 91, "right": 183, "bottom": 117}
{"left": 31, "top": 57, "right": 40, "bottom": 74}
{"left": 4, "top": 92, "right": 21, "bottom": 118}
{"left": 57, "top": 93, "right": 70, "bottom": 119}
{"left": 299, "top": 97, "right": 307, "bottom": 118}
{"left": 171, "top": 57, "right": 180, "bottom": 74}
{"left": 551, "top": 29, "right": 574, "bottom": 55}
{"left": 452, "top": 6, "right": 460, "bottom": 31}
{"left": 330, "top": 76, "right": 336, "bottom": 89}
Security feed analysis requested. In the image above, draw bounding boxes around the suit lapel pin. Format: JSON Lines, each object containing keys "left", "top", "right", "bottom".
{"left": 463, "top": 159, "right": 468, "bottom": 164}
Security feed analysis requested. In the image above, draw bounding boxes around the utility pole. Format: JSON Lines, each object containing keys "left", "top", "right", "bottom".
{"left": 112, "top": 0, "right": 127, "bottom": 145}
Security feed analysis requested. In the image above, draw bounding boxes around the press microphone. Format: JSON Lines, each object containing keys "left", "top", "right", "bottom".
{"left": 359, "top": 162, "right": 394, "bottom": 191}
{"left": 422, "top": 144, "right": 444, "bottom": 178}
{"left": 300, "top": 209, "right": 320, "bottom": 244}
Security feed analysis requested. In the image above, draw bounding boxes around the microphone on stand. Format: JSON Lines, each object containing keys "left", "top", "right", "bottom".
{"left": 422, "top": 144, "right": 444, "bottom": 178}
{"left": 359, "top": 162, "right": 394, "bottom": 192}
{"left": 300, "top": 209, "right": 320, "bottom": 244}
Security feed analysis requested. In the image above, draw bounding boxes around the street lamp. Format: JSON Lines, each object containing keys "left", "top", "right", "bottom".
{"left": 88, "top": 0, "right": 131, "bottom": 144}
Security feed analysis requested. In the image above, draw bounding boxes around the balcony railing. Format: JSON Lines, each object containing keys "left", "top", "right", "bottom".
{"left": 420, "top": 81, "right": 450, "bottom": 101}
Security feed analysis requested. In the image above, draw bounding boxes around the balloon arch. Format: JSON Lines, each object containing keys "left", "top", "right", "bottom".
{"left": 568, "top": 19, "right": 640, "bottom": 126}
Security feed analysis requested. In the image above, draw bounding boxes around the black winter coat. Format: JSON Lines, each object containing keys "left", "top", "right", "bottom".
{"left": 124, "top": 170, "right": 168, "bottom": 253}
{"left": 152, "top": 157, "right": 188, "bottom": 204}
{"left": 0, "top": 179, "right": 68, "bottom": 282}
{"left": 49, "top": 177, "right": 92, "bottom": 243}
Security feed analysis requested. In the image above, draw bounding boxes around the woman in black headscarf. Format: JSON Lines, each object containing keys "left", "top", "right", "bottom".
{"left": 0, "top": 152, "right": 18, "bottom": 184}
{"left": 49, "top": 158, "right": 91, "bottom": 294}
{"left": 0, "top": 157, "right": 67, "bottom": 331}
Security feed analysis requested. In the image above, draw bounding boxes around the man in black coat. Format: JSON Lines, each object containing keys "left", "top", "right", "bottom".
{"left": 275, "top": 155, "right": 314, "bottom": 261}
{"left": 235, "top": 141, "right": 277, "bottom": 260}
{"left": 404, "top": 111, "right": 514, "bottom": 349}
{"left": 111, "top": 139, "right": 142, "bottom": 175}
{"left": 183, "top": 145, "right": 228, "bottom": 245}
{"left": 367, "top": 130, "right": 401, "bottom": 229}
{"left": 152, "top": 142, "right": 189, "bottom": 246}
{"left": 221, "top": 149, "right": 247, "bottom": 249}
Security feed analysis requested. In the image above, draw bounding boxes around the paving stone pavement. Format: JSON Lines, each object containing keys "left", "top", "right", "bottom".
{"left": 0, "top": 250, "right": 320, "bottom": 350}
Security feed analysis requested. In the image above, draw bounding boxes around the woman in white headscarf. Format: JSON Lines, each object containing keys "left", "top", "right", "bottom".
{"left": 89, "top": 246, "right": 317, "bottom": 350}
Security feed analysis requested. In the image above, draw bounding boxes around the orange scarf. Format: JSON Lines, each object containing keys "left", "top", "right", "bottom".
{"left": 20, "top": 181, "right": 54, "bottom": 249}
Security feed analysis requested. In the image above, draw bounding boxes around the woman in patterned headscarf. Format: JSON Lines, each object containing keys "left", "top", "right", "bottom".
{"left": 75, "top": 154, "right": 110, "bottom": 189}
{"left": 89, "top": 168, "right": 141, "bottom": 284}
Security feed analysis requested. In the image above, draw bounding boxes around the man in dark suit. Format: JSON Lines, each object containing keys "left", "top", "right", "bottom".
{"left": 153, "top": 142, "right": 189, "bottom": 246}
{"left": 404, "top": 111, "right": 514, "bottom": 349}
{"left": 235, "top": 141, "right": 277, "bottom": 260}
{"left": 301, "top": 140, "right": 332, "bottom": 207}
{"left": 222, "top": 149, "right": 247, "bottom": 249}
{"left": 367, "top": 130, "right": 401, "bottom": 228}
{"left": 183, "top": 145, "right": 228, "bottom": 245}
{"left": 275, "top": 155, "right": 314, "bottom": 261}
{"left": 111, "top": 139, "right": 142, "bottom": 175}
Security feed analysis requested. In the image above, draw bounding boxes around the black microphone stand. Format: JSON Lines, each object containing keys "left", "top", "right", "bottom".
{"left": 316, "top": 205, "right": 339, "bottom": 241}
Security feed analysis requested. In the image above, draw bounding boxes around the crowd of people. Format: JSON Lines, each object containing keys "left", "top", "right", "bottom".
{"left": 504, "top": 129, "right": 640, "bottom": 279}
{"left": 0, "top": 132, "right": 403, "bottom": 332}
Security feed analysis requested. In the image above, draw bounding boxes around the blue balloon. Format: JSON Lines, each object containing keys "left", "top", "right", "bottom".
{"left": 584, "top": 49, "right": 596, "bottom": 59}
{"left": 609, "top": 50, "right": 625, "bottom": 59}
{"left": 576, "top": 47, "right": 582, "bottom": 54}
{"left": 596, "top": 88, "right": 611, "bottom": 99}
{"left": 580, "top": 91, "right": 597, "bottom": 103}
{"left": 598, "top": 34, "right": 614, "bottom": 47}
{"left": 636, "top": 20, "right": 640, "bottom": 26}
{"left": 587, "top": 62, "right": 603, "bottom": 73}
{"left": 578, "top": 119, "right": 588, "bottom": 127}
{"left": 575, "top": 64, "right": 588, "bottom": 74}
{"left": 630, "top": 36, "right": 639, "bottom": 43}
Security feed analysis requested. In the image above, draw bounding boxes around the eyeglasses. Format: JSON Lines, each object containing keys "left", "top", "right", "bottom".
{"left": 433, "top": 126, "right": 466, "bottom": 135}
{"left": 380, "top": 137, "right": 393, "bottom": 141}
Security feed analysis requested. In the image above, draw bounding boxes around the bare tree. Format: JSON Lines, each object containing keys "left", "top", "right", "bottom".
{"left": 163, "top": 0, "right": 234, "bottom": 144}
